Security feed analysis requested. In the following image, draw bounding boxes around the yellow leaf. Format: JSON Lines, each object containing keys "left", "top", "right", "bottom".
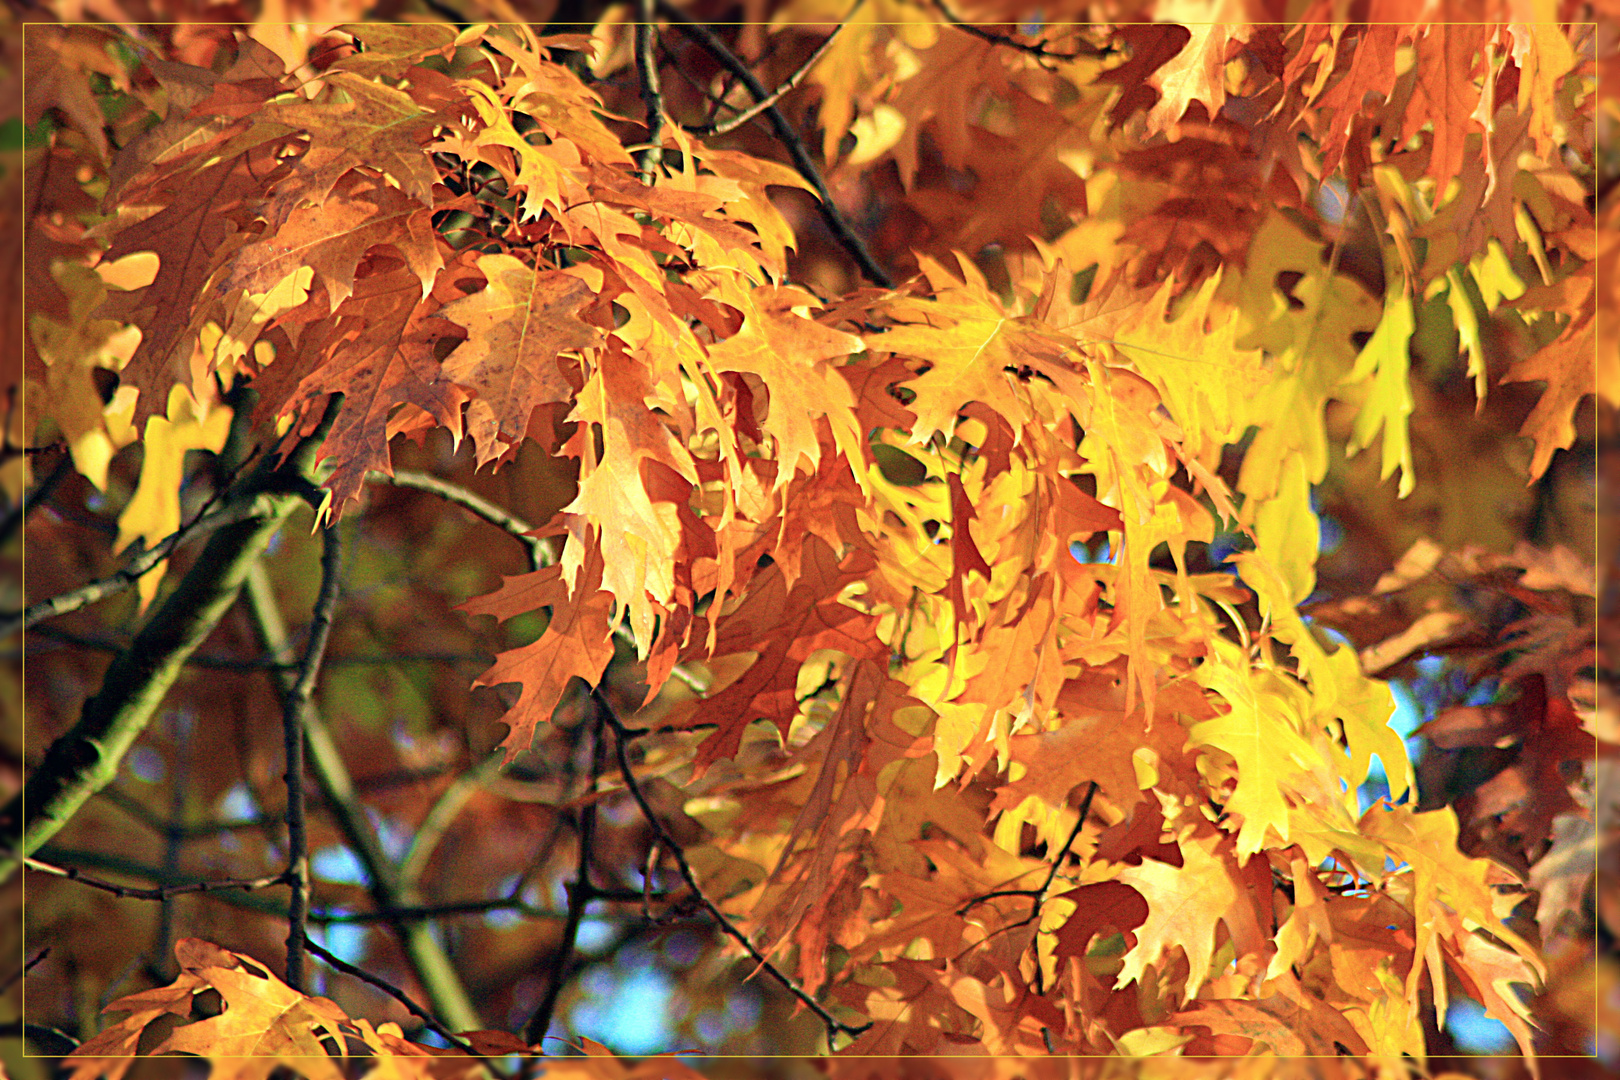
{"left": 1344, "top": 288, "right": 1417, "bottom": 498}
{"left": 114, "top": 385, "right": 234, "bottom": 612}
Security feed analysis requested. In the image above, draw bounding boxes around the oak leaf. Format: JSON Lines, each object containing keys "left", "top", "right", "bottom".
{"left": 1113, "top": 829, "right": 1271, "bottom": 999}
{"left": 276, "top": 260, "right": 470, "bottom": 513}
{"left": 705, "top": 281, "right": 867, "bottom": 489}
{"left": 259, "top": 70, "right": 444, "bottom": 208}
{"left": 461, "top": 553, "right": 619, "bottom": 764}
{"left": 666, "top": 536, "right": 884, "bottom": 774}
{"left": 1502, "top": 314, "right": 1596, "bottom": 481}
{"left": 438, "top": 254, "right": 602, "bottom": 456}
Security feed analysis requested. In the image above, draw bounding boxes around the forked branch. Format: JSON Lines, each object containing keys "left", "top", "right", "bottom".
{"left": 591, "top": 686, "right": 872, "bottom": 1050}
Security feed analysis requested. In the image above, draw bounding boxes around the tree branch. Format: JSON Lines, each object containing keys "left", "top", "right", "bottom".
{"left": 0, "top": 449, "right": 70, "bottom": 550}
{"left": 303, "top": 938, "right": 494, "bottom": 1067}
{"left": 242, "top": 561, "right": 485, "bottom": 1033}
{"left": 956, "top": 780, "right": 1099, "bottom": 918}
{"left": 24, "top": 856, "right": 287, "bottom": 900}
{"left": 688, "top": 8, "right": 857, "bottom": 138}
{"left": 0, "top": 946, "right": 51, "bottom": 995}
{"left": 0, "top": 404, "right": 338, "bottom": 882}
{"left": 591, "top": 686, "right": 871, "bottom": 1049}
{"left": 657, "top": 1, "right": 895, "bottom": 289}
{"left": 378, "top": 470, "right": 555, "bottom": 572}
{"left": 371, "top": 471, "right": 707, "bottom": 693}
{"left": 0, "top": 1021, "right": 80, "bottom": 1054}
{"left": 522, "top": 711, "right": 606, "bottom": 1047}
{"left": 2, "top": 446, "right": 268, "bottom": 640}
{"left": 634, "top": 0, "right": 665, "bottom": 182}
{"left": 931, "top": 1, "right": 1108, "bottom": 64}
{"left": 281, "top": 524, "right": 342, "bottom": 992}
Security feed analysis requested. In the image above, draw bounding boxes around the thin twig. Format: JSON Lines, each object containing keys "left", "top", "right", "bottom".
{"left": 690, "top": 11, "right": 857, "bottom": 137}
{"left": 3, "top": 493, "right": 266, "bottom": 641}
{"left": 956, "top": 781, "right": 1099, "bottom": 919}
{"left": 592, "top": 686, "right": 871, "bottom": 1048}
{"left": 243, "top": 561, "right": 485, "bottom": 1032}
{"left": 0, "top": 947, "right": 51, "bottom": 995}
{"left": 281, "top": 525, "right": 342, "bottom": 992}
{"left": 24, "top": 856, "right": 287, "bottom": 899}
{"left": 657, "top": 1, "right": 894, "bottom": 289}
{"left": 522, "top": 711, "right": 606, "bottom": 1046}
{"left": 378, "top": 471, "right": 554, "bottom": 572}
{"left": 303, "top": 938, "right": 493, "bottom": 1065}
{"left": 0, "top": 450, "right": 71, "bottom": 549}
{"left": 634, "top": 0, "right": 665, "bottom": 182}
{"left": 931, "top": 1, "right": 1107, "bottom": 64}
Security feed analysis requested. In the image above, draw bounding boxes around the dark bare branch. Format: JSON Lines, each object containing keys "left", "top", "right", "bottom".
{"left": 931, "top": 1, "right": 1109, "bottom": 64}
{"left": 592, "top": 686, "right": 871, "bottom": 1049}
{"left": 634, "top": 0, "right": 665, "bottom": 182}
{"left": 281, "top": 524, "right": 342, "bottom": 992}
{"left": 304, "top": 938, "right": 494, "bottom": 1066}
{"left": 657, "top": 1, "right": 895, "bottom": 289}
{"left": 689, "top": 10, "right": 858, "bottom": 138}
{"left": 24, "top": 856, "right": 287, "bottom": 900}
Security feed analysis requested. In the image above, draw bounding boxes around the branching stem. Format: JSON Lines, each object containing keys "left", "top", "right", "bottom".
{"left": 657, "top": 1, "right": 894, "bottom": 289}
{"left": 592, "top": 686, "right": 871, "bottom": 1049}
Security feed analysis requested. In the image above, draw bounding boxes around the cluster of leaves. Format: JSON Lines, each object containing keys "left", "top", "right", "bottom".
{"left": 6, "top": 0, "right": 1611, "bottom": 1077}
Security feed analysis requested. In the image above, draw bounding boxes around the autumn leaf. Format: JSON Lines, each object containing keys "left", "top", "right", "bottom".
{"left": 1113, "top": 829, "right": 1271, "bottom": 999}
{"left": 259, "top": 69, "right": 444, "bottom": 208}
{"left": 92, "top": 151, "right": 266, "bottom": 423}
{"left": 462, "top": 554, "right": 619, "bottom": 763}
{"left": 326, "top": 23, "right": 458, "bottom": 79}
{"left": 438, "top": 253, "right": 602, "bottom": 456}
{"left": 665, "top": 536, "right": 885, "bottom": 774}
{"left": 114, "top": 384, "right": 233, "bottom": 611}
{"left": 705, "top": 281, "right": 867, "bottom": 489}
{"left": 223, "top": 170, "right": 448, "bottom": 311}
{"left": 1502, "top": 315, "right": 1596, "bottom": 481}
{"left": 276, "top": 260, "right": 470, "bottom": 513}
{"left": 1144, "top": 1, "right": 1250, "bottom": 132}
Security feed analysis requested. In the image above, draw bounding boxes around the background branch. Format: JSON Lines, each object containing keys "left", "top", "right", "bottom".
{"left": 522, "top": 711, "right": 606, "bottom": 1047}
{"left": 242, "top": 558, "right": 485, "bottom": 1033}
{"left": 304, "top": 938, "right": 494, "bottom": 1067}
{"left": 280, "top": 524, "right": 343, "bottom": 992}
{"left": 592, "top": 687, "right": 871, "bottom": 1049}
{"left": 634, "top": 0, "right": 665, "bottom": 182}
{"left": 658, "top": 1, "right": 895, "bottom": 289}
{"left": 691, "top": 16, "right": 853, "bottom": 137}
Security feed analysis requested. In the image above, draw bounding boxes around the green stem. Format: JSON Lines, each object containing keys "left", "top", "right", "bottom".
{"left": 1, "top": 402, "right": 341, "bottom": 884}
